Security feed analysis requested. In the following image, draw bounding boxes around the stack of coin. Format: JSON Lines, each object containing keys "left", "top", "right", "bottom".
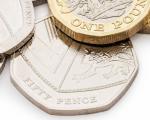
{"left": 0, "top": 0, "right": 150, "bottom": 115}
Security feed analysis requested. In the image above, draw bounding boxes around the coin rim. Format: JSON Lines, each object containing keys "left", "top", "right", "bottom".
{"left": 48, "top": 0, "right": 150, "bottom": 44}
{"left": 0, "top": 0, "right": 34, "bottom": 55}
{"left": 10, "top": 39, "right": 139, "bottom": 115}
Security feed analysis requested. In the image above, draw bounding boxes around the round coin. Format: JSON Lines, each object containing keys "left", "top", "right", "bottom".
{"left": 10, "top": 4, "right": 138, "bottom": 115}
{"left": 48, "top": 0, "right": 150, "bottom": 44}
{"left": 0, "top": 0, "right": 34, "bottom": 55}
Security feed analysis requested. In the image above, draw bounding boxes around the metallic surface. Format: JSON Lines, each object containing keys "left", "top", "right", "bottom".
{"left": 10, "top": 5, "right": 138, "bottom": 115}
{"left": 0, "top": 0, "right": 34, "bottom": 55}
{"left": 31, "top": 0, "right": 150, "bottom": 34}
{"left": 48, "top": 0, "right": 150, "bottom": 44}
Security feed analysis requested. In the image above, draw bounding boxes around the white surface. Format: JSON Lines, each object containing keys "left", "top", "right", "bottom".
{"left": 0, "top": 4, "right": 150, "bottom": 120}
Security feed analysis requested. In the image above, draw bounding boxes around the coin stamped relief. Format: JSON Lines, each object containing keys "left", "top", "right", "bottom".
{"left": 48, "top": 0, "right": 150, "bottom": 44}
{"left": 11, "top": 13, "right": 138, "bottom": 114}
{"left": 23, "top": 78, "right": 52, "bottom": 101}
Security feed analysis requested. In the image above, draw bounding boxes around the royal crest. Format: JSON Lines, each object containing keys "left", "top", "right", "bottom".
{"left": 57, "top": 0, "right": 132, "bottom": 20}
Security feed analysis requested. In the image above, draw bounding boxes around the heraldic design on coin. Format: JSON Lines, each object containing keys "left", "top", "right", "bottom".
{"left": 11, "top": 11, "right": 138, "bottom": 114}
{"left": 48, "top": 0, "right": 150, "bottom": 44}
{"left": 56, "top": 0, "right": 132, "bottom": 21}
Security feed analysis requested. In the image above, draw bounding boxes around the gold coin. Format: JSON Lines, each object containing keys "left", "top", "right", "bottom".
{"left": 48, "top": 0, "right": 150, "bottom": 44}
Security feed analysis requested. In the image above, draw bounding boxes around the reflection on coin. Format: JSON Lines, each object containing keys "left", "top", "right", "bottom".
{"left": 0, "top": 0, "right": 34, "bottom": 55}
{"left": 0, "top": 55, "right": 6, "bottom": 73}
{"left": 48, "top": 0, "right": 150, "bottom": 44}
{"left": 10, "top": 5, "right": 138, "bottom": 115}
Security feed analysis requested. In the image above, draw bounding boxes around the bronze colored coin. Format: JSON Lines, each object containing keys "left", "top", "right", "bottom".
{"left": 48, "top": 0, "right": 150, "bottom": 44}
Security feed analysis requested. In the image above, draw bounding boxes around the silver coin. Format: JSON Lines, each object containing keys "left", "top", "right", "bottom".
{"left": 0, "top": 0, "right": 34, "bottom": 55}
{"left": 10, "top": 5, "right": 138, "bottom": 115}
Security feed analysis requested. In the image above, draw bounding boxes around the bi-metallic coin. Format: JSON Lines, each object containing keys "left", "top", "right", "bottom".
{"left": 48, "top": 0, "right": 150, "bottom": 44}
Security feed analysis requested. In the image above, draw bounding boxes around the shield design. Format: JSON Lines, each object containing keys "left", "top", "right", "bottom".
{"left": 0, "top": 0, "right": 34, "bottom": 54}
{"left": 10, "top": 5, "right": 138, "bottom": 115}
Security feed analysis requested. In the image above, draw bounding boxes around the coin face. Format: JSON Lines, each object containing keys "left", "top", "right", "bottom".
{"left": 10, "top": 5, "right": 138, "bottom": 115}
{"left": 0, "top": 0, "right": 34, "bottom": 54}
{"left": 48, "top": 0, "right": 150, "bottom": 44}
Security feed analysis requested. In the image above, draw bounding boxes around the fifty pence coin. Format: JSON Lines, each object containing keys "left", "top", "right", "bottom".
{"left": 10, "top": 4, "right": 138, "bottom": 115}
{"left": 48, "top": 0, "right": 150, "bottom": 44}
{"left": 0, "top": 0, "right": 34, "bottom": 55}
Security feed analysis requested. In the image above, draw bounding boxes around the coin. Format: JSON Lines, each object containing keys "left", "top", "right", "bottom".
{"left": 48, "top": 0, "right": 150, "bottom": 45}
{"left": 10, "top": 4, "right": 138, "bottom": 115}
{"left": 33, "top": 0, "right": 150, "bottom": 34}
{"left": 0, "top": 0, "right": 34, "bottom": 55}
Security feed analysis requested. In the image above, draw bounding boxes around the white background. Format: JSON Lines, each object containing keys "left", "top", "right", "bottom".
{"left": 0, "top": 4, "right": 150, "bottom": 120}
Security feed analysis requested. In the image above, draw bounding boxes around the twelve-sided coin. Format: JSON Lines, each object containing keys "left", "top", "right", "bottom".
{"left": 48, "top": 0, "right": 150, "bottom": 44}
